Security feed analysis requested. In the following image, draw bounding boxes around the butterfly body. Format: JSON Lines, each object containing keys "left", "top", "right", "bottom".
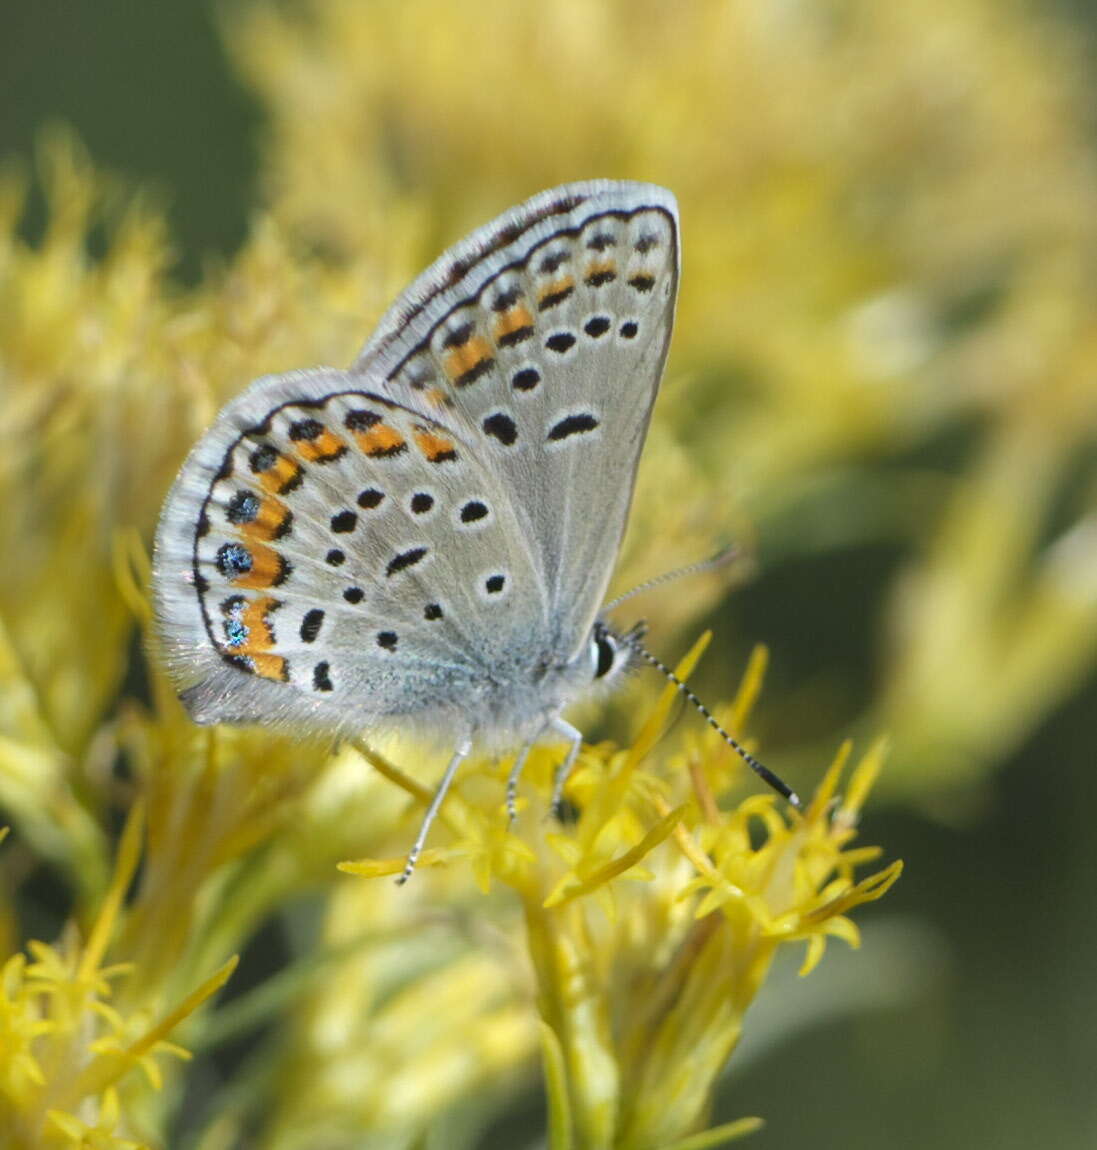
{"left": 154, "top": 182, "right": 679, "bottom": 867}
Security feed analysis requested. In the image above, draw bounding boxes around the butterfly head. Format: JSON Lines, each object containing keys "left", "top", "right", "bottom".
{"left": 587, "top": 619, "right": 645, "bottom": 687}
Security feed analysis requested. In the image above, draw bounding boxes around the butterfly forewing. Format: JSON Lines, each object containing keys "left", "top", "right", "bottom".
{"left": 356, "top": 181, "right": 679, "bottom": 661}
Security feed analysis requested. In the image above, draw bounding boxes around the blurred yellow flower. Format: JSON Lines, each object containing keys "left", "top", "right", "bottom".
{"left": 2, "top": 0, "right": 1093, "bottom": 1144}
{"left": 0, "top": 804, "right": 235, "bottom": 1149}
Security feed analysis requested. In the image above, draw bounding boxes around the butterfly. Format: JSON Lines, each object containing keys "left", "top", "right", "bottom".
{"left": 153, "top": 180, "right": 797, "bottom": 881}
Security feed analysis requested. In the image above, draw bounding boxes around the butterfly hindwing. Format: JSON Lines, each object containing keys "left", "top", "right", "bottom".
{"left": 153, "top": 369, "right": 543, "bottom": 732}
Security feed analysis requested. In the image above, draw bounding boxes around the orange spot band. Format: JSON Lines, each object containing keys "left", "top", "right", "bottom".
{"left": 353, "top": 424, "right": 407, "bottom": 457}
{"left": 493, "top": 305, "right": 534, "bottom": 342}
{"left": 233, "top": 543, "right": 288, "bottom": 589}
{"left": 256, "top": 455, "right": 302, "bottom": 495}
{"left": 413, "top": 427, "right": 458, "bottom": 463}
{"left": 239, "top": 495, "right": 291, "bottom": 543}
{"left": 444, "top": 336, "right": 494, "bottom": 385}
{"left": 294, "top": 429, "right": 347, "bottom": 463}
{"left": 251, "top": 653, "right": 289, "bottom": 682}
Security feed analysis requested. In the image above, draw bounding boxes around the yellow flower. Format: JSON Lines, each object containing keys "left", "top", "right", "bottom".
{"left": 0, "top": 804, "right": 236, "bottom": 1149}
{"left": 342, "top": 637, "right": 900, "bottom": 1147}
{"left": 47, "top": 1087, "right": 148, "bottom": 1150}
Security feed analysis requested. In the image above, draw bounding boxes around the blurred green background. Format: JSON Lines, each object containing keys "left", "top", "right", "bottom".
{"left": 3, "top": 1, "right": 1097, "bottom": 1147}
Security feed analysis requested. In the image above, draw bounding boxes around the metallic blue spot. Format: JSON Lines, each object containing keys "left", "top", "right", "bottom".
{"left": 216, "top": 543, "right": 253, "bottom": 578}
{"left": 224, "top": 619, "right": 249, "bottom": 648}
{"left": 226, "top": 490, "right": 261, "bottom": 525}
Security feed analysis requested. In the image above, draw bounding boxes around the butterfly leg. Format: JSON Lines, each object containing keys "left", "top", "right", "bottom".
{"left": 505, "top": 736, "right": 539, "bottom": 825}
{"left": 548, "top": 717, "right": 583, "bottom": 817}
{"left": 398, "top": 734, "right": 473, "bottom": 885}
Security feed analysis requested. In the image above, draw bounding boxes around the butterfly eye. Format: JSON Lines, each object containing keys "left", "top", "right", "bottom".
{"left": 591, "top": 631, "right": 617, "bottom": 679}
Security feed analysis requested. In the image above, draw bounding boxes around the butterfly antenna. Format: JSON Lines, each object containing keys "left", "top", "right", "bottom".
{"left": 602, "top": 544, "right": 746, "bottom": 612}
{"left": 628, "top": 635, "right": 803, "bottom": 811}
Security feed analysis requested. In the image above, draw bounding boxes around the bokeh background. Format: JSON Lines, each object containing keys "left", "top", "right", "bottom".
{"left": 2, "top": 1, "right": 1096, "bottom": 1147}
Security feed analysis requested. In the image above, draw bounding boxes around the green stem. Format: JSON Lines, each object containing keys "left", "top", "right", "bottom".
{"left": 522, "top": 894, "right": 619, "bottom": 1150}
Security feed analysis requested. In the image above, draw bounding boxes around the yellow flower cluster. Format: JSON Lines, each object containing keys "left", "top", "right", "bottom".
{"left": 1, "top": 0, "right": 1093, "bottom": 1144}
{"left": 0, "top": 813, "right": 234, "bottom": 1148}
{"left": 326, "top": 639, "right": 900, "bottom": 1149}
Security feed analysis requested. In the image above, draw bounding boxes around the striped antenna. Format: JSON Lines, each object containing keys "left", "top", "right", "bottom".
{"left": 628, "top": 635, "right": 802, "bottom": 810}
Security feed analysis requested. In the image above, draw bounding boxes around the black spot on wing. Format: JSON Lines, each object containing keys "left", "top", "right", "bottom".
{"left": 300, "top": 609, "right": 324, "bottom": 643}
{"left": 497, "top": 324, "right": 534, "bottom": 349}
{"left": 454, "top": 355, "right": 495, "bottom": 388}
{"left": 288, "top": 419, "right": 323, "bottom": 441}
{"left": 386, "top": 547, "right": 428, "bottom": 577}
{"left": 482, "top": 412, "right": 518, "bottom": 446}
{"left": 512, "top": 367, "right": 541, "bottom": 392}
{"left": 491, "top": 285, "right": 522, "bottom": 312}
{"left": 345, "top": 409, "right": 382, "bottom": 431}
{"left": 545, "top": 332, "right": 576, "bottom": 355}
{"left": 539, "top": 250, "right": 570, "bottom": 274}
{"left": 538, "top": 285, "right": 574, "bottom": 311}
{"left": 548, "top": 413, "right": 599, "bottom": 441}
{"left": 442, "top": 321, "right": 475, "bottom": 349}
{"left": 585, "top": 268, "right": 616, "bottom": 287}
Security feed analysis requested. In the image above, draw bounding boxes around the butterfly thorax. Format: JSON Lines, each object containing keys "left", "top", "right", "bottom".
{"left": 399, "top": 646, "right": 586, "bottom": 748}
{"left": 443, "top": 622, "right": 632, "bottom": 746}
